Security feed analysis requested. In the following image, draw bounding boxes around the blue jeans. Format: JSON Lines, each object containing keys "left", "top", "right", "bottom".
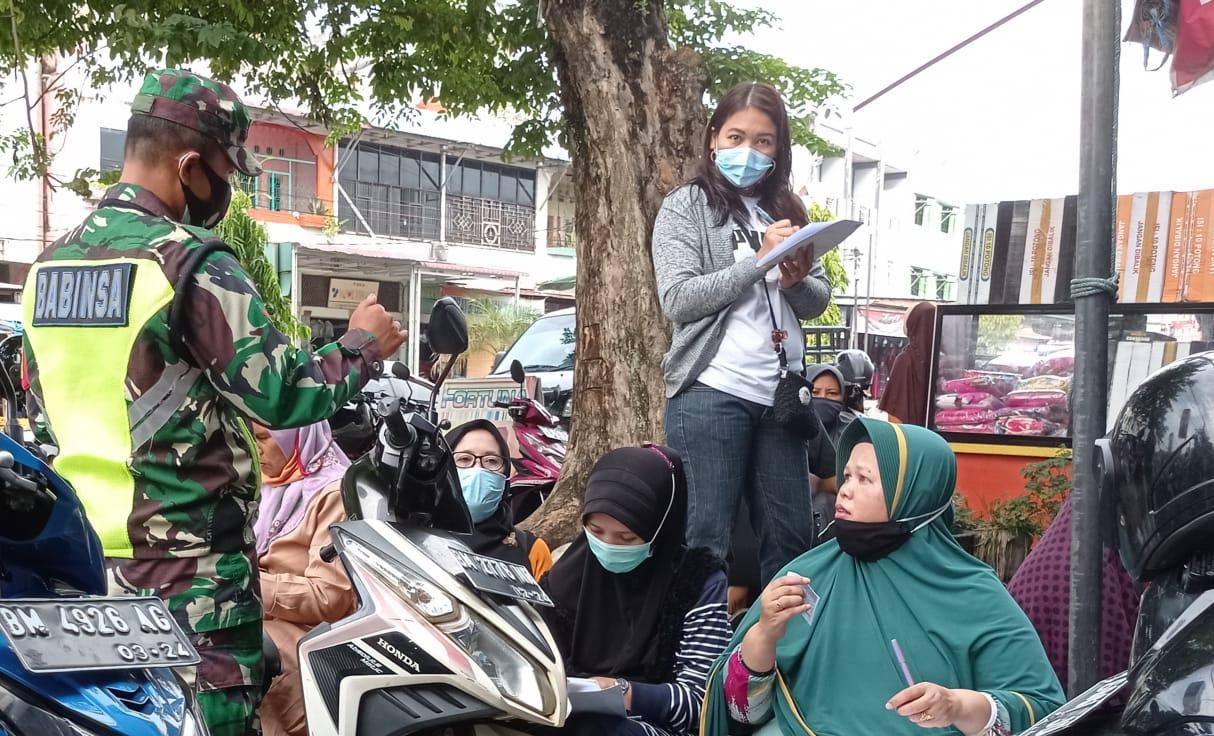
{"left": 666, "top": 384, "right": 815, "bottom": 584}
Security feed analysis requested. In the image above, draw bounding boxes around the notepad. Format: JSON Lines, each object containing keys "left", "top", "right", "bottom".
{"left": 567, "top": 677, "right": 627, "bottom": 716}
{"left": 755, "top": 219, "right": 862, "bottom": 270}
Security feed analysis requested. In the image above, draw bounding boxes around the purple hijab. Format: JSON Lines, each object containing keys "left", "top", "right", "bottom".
{"left": 1008, "top": 496, "right": 1144, "bottom": 684}
{"left": 254, "top": 422, "right": 351, "bottom": 558}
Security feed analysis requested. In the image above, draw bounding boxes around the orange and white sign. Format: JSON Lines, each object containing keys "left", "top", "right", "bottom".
{"left": 327, "top": 278, "right": 379, "bottom": 309}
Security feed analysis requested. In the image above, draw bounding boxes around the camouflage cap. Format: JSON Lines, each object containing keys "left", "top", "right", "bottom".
{"left": 130, "top": 69, "right": 262, "bottom": 177}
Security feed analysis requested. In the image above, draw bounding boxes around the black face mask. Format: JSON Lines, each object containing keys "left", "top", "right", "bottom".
{"left": 813, "top": 398, "right": 846, "bottom": 429}
{"left": 832, "top": 504, "right": 951, "bottom": 562}
{"left": 833, "top": 519, "right": 910, "bottom": 562}
{"left": 181, "top": 156, "right": 232, "bottom": 229}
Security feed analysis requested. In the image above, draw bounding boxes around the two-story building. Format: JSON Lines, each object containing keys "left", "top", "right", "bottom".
{"left": 0, "top": 63, "right": 577, "bottom": 373}
{"left": 799, "top": 123, "right": 964, "bottom": 305}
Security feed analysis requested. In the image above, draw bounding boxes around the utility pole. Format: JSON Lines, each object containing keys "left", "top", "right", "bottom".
{"left": 1068, "top": 0, "right": 1118, "bottom": 696}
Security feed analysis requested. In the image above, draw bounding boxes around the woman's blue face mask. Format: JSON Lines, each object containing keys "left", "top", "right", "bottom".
{"left": 457, "top": 467, "right": 507, "bottom": 523}
{"left": 585, "top": 533, "right": 652, "bottom": 574}
{"left": 715, "top": 146, "right": 775, "bottom": 189}
{"left": 585, "top": 471, "right": 677, "bottom": 574}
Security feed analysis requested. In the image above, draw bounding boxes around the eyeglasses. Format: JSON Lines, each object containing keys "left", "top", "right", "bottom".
{"left": 453, "top": 451, "right": 507, "bottom": 473}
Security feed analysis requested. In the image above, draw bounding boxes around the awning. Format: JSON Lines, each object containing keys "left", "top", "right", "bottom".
{"left": 296, "top": 242, "right": 524, "bottom": 281}
{"left": 537, "top": 275, "right": 575, "bottom": 291}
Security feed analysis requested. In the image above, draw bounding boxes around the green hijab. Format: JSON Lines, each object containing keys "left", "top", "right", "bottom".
{"left": 702, "top": 418, "right": 1063, "bottom": 736}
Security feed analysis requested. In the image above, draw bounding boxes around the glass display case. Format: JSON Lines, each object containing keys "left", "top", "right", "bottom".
{"left": 928, "top": 304, "right": 1214, "bottom": 446}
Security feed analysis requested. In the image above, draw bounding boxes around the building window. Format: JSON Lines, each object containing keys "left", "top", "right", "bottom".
{"left": 936, "top": 274, "right": 956, "bottom": 302}
{"left": 246, "top": 124, "right": 319, "bottom": 213}
{"left": 339, "top": 140, "right": 537, "bottom": 249}
{"left": 940, "top": 204, "right": 956, "bottom": 234}
{"left": 914, "top": 194, "right": 929, "bottom": 227}
{"left": 910, "top": 266, "right": 929, "bottom": 298}
{"left": 100, "top": 128, "right": 126, "bottom": 173}
{"left": 267, "top": 171, "right": 289, "bottom": 211}
{"left": 339, "top": 141, "right": 441, "bottom": 240}
{"left": 238, "top": 174, "right": 258, "bottom": 199}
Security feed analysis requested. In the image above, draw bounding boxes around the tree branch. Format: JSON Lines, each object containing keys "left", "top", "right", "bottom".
{"left": 9, "top": 14, "right": 42, "bottom": 169}
{"left": 26, "top": 51, "right": 95, "bottom": 110}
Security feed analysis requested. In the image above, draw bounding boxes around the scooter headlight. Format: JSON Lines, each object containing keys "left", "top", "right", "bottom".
{"left": 446, "top": 611, "right": 555, "bottom": 714}
{"left": 344, "top": 539, "right": 459, "bottom": 623}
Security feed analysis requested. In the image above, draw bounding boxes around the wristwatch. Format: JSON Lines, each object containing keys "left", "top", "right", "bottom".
{"left": 339, "top": 328, "right": 376, "bottom": 356}
{"left": 338, "top": 329, "right": 384, "bottom": 376}
{"left": 614, "top": 677, "right": 631, "bottom": 696}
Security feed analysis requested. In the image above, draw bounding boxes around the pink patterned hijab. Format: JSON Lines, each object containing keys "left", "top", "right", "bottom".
{"left": 254, "top": 422, "right": 350, "bottom": 558}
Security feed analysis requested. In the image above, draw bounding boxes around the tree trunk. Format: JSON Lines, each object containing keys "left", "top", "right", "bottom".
{"left": 521, "top": 0, "right": 706, "bottom": 545}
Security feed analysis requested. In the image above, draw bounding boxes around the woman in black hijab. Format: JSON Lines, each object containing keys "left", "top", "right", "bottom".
{"left": 541, "top": 445, "right": 730, "bottom": 736}
{"left": 447, "top": 420, "right": 553, "bottom": 580}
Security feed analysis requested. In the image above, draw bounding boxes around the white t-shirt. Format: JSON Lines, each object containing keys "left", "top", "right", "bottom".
{"left": 697, "top": 198, "right": 805, "bottom": 406}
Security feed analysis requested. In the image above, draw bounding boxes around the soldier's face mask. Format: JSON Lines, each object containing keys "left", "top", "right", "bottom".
{"left": 178, "top": 152, "right": 232, "bottom": 229}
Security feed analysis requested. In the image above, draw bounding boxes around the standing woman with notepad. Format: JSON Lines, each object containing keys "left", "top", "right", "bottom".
{"left": 652, "top": 82, "right": 833, "bottom": 584}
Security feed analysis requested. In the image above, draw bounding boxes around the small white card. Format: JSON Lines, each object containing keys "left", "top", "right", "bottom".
{"left": 801, "top": 583, "right": 820, "bottom": 625}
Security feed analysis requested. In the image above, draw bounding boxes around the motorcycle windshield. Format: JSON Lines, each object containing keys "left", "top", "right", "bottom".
{"left": 0, "top": 433, "right": 106, "bottom": 597}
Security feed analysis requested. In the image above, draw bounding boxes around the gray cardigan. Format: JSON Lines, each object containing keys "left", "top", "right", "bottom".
{"left": 652, "top": 184, "right": 833, "bottom": 399}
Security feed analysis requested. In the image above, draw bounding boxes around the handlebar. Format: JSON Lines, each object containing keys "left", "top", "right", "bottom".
{"left": 383, "top": 409, "right": 417, "bottom": 450}
{"left": 0, "top": 451, "right": 54, "bottom": 503}
{"left": 493, "top": 401, "right": 512, "bottom": 409}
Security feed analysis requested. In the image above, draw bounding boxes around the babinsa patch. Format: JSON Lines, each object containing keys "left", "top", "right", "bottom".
{"left": 32, "top": 264, "right": 135, "bottom": 327}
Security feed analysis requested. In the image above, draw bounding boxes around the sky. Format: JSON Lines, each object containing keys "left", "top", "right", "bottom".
{"left": 738, "top": 0, "right": 1214, "bottom": 203}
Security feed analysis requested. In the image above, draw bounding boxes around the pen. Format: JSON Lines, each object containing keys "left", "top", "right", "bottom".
{"left": 754, "top": 205, "right": 776, "bottom": 227}
{"left": 891, "top": 639, "right": 915, "bottom": 687}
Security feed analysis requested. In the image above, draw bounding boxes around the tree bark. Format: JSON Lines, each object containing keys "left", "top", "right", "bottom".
{"left": 521, "top": 0, "right": 706, "bottom": 545}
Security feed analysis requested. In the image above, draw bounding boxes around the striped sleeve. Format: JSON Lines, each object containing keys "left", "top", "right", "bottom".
{"left": 629, "top": 571, "right": 732, "bottom": 736}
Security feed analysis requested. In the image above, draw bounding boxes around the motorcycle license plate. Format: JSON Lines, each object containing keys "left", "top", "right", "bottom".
{"left": 1019, "top": 670, "right": 1128, "bottom": 736}
{"left": 0, "top": 597, "right": 200, "bottom": 673}
{"left": 539, "top": 425, "right": 568, "bottom": 443}
{"left": 450, "top": 547, "right": 554, "bottom": 607}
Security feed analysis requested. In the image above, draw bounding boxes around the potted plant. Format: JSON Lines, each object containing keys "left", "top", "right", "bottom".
{"left": 973, "top": 449, "right": 1072, "bottom": 581}
{"left": 950, "top": 492, "right": 980, "bottom": 556}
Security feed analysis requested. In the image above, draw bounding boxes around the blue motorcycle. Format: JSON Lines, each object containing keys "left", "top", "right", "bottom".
{"left": 0, "top": 331, "right": 207, "bottom": 736}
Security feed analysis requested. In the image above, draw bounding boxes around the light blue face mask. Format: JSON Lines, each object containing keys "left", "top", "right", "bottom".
{"left": 457, "top": 467, "right": 507, "bottom": 524}
{"left": 715, "top": 146, "right": 775, "bottom": 189}
{"left": 585, "top": 472, "right": 676, "bottom": 574}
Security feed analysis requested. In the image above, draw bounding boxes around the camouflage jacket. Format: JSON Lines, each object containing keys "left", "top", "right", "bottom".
{"left": 24, "top": 183, "right": 381, "bottom": 568}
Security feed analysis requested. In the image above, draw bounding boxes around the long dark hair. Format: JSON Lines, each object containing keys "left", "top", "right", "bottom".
{"left": 691, "top": 82, "right": 808, "bottom": 229}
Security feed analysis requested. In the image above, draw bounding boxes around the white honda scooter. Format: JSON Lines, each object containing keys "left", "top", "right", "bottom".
{"left": 300, "top": 298, "right": 568, "bottom": 736}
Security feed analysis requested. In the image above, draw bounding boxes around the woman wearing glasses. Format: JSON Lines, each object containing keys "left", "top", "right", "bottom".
{"left": 447, "top": 419, "right": 554, "bottom": 580}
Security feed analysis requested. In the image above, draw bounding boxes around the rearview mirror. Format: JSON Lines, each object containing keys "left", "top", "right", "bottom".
{"left": 426, "top": 298, "right": 469, "bottom": 356}
{"left": 510, "top": 360, "right": 526, "bottom": 386}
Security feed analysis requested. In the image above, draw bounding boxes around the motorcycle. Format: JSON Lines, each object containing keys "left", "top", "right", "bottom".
{"left": 299, "top": 298, "right": 568, "bottom": 736}
{"left": 0, "top": 334, "right": 208, "bottom": 736}
{"left": 331, "top": 363, "right": 438, "bottom": 462}
{"left": 1020, "top": 568, "right": 1214, "bottom": 736}
{"left": 494, "top": 360, "right": 566, "bottom": 523}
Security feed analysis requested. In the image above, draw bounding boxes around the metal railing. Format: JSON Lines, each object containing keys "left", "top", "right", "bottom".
{"left": 338, "top": 181, "right": 536, "bottom": 251}
{"left": 803, "top": 326, "right": 851, "bottom": 364}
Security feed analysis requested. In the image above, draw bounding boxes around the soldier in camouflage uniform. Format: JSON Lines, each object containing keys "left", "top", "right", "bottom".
{"left": 21, "top": 69, "right": 406, "bottom": 736}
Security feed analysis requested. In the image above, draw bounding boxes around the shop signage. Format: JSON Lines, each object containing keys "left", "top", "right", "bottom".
{"left": 328, "top": 279, "right": 379, "bottom": 309}
{"left": 437, "top": 376, "right": 541, "bottom": 428}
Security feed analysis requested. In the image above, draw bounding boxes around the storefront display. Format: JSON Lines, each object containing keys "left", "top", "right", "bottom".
{"left": 930, "top": 304, "right": 1214, "bottom": 444}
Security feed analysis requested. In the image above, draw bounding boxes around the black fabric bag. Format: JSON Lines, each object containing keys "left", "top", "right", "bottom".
{"left": 763, "top": 283, "right": 820, "bottom": 440}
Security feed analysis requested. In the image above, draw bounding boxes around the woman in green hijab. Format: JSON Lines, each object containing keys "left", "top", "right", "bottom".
{"left": 702, "top": 418, "right": 1063, "bottom": 735}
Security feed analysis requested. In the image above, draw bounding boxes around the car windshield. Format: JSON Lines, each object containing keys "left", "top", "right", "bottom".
{"left": 494, "top": 313, "right": 576, "bottom": 373}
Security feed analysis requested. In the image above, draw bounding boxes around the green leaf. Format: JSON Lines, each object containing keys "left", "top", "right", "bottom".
{"left": 214, "top": 190, "right": 310, "bottom": 343}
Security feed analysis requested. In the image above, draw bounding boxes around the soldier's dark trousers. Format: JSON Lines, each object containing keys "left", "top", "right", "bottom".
{"left": 106, "top": 555, "right": 265, "bottom": 736}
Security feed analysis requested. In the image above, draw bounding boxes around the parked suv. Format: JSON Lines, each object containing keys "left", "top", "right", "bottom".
{"left": 491, "top": 307, "right": 574, "bottom": 416}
